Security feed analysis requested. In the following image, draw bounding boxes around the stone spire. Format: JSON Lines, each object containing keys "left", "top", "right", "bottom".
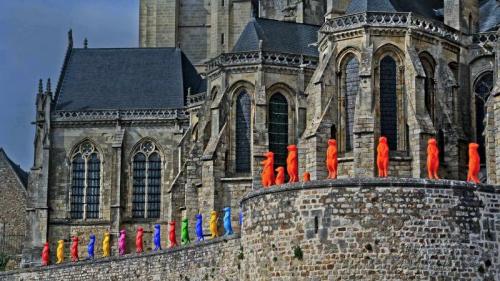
{"left": 68, "top": 29, "right": 73, "bottom": 49}
{"left": 84, "top": 38, "right": 88, "bottom": 49}
{"left": 46, "top": 78, "right": 51, "bottom": 94}
{"left": 38, "top": 79, "right": 43, "bottom": 95}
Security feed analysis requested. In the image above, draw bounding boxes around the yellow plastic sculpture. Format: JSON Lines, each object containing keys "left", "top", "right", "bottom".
{"left": 56, "top": 239, "right": 64, "bottom": 264}
{"left": 209, "top": 211, "right": 219, "bottom": 239}
{"left": 103, "top": 232, "right": 111, "bottom": 257}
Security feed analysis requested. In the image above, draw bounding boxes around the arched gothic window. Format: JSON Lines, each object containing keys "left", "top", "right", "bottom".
{"left": 474, "top": 71, "right": 494, "bottom": 164}
{"left": 70, "top": 141, "right": 101, "bottom": 219}
{"left": 235, "top": 90, "right": 252, "bottom": 173}
{"left": 340, "top": 55, "right": 360, "bottom": 151}
{"left": 132, "top": 140, "right": 162, "bottom": 218}
{"left": 379, "top": 56, "right": 398, "bottom": 150}
{"left": 269, "top": 93, "right": 289, "bottom": 170}
{"left": 420, "top": 55, "right": 436, "bottom": 122}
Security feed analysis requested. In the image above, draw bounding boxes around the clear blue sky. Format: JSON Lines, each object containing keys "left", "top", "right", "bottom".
{"left": 0, "top": 0, "right": 139, "bottom": 169}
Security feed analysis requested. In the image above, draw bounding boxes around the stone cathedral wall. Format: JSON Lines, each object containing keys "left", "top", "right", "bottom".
{"left": 2, "top": 178, "right": 499, "bottom": 280}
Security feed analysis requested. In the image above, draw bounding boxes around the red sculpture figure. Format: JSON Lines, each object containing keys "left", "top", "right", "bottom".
{"left": 41, "top": 242, "right": 50, "bottom": 266}
{"left": 70, "top": 236, "right": 79, "bottom": 262}
{"left": 169, "top": 221, "right": 177, "bottom": 248}
{"left": 427, "top": 138, "right": 440, "bottom": 179}
{"left": 303, "top": 172, "right": 311, "bottom": 182}
{"left": 287, "top": 145, "right": 299, "bottom": 183}
{"left": 467, "top": 142, "right": 481, "bottom": 184}
{"left": 136, "top": 226, "right": 144, "bottom": 253}
{"left": 377, "top": 136, "right": 389, "bottom": 177}
{"left": 326, "top": 139, "right": 338, "bottom": 179}
{"left": 261, "top": 152, "right": 275, "bottom": 188}
{"left": 275, "top": 167, "right": 285, "bottom": 185}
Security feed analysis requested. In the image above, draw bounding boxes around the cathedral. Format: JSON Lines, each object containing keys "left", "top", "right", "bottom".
{"left": 21, "top": 0, "right": 499, "bottom": 266}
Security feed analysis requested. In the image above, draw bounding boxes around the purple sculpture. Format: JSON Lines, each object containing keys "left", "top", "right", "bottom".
{"left": 118, "top": 229, "right": 126, "bottom": 256}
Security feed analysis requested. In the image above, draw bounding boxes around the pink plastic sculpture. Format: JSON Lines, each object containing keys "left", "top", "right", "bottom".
{"left": 136, "top": 227, "right": 144, "bottom": 253}
{"left": 41, "top": 242, "right": 50, "bottom": 266}
{"left": 118, "top": 229, "right": 126, "bottom": 256}
{"left": 287, "top": 145, "right": 299, "bottom": 183}
{"left": 303, "top": 172, "right": 311, "bottom": 182}
{"left": 169, "top": 221, "right": 177, "bottom": 248}
{"left": 326, "top": 139, "right": 338, "bottom": 179}
{"left": 70, "top": 236, "right": 79, "bottom": 262}
{"left": 275, "top": 167, "right": 285, "bottom": 185}
{"left": 427, "top": 138, "right": 440, "bottom": 179}
{"left": 261, "top": 152, "right": 275, "bottom": 188}
{"left": 467, "top": 143, "right": 481, "bottom": 184}
{"left": 377, "top": 136, "right": 389, "bottom": 177}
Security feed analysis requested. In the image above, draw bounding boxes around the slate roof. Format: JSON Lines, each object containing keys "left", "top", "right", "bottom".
{"left": 232, "top": 18, "right": 320, "bottom": 57}
{"left": 479, "top": 0, "right": 500, "bottom": 32}
{"left": 0, "top": 148, "right": 28, "bottom": 188}
{"left": 346, "top": 0, "right": 444, "bottom": 20}
{"left": 55, "top": 48, "right": 204, "bottom": 111}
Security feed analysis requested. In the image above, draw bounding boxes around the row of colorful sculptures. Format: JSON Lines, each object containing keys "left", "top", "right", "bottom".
{"left": 261, "top": 138, "right": 482, "bottom": 186}
{"left": 41, "top": 208, "right": 238, "bottom": 266}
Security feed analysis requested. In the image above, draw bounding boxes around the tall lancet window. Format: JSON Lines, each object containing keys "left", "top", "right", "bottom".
{"left": 340, "top": 55, "right": 360, "bottom": 152}
{"left": 379, "top": 56, "right": 398, "bottom": 150}
{"left": 235, "top": 90, "right": 252, "bottom": 173}
{"left": 132, "top": 140, "right": 162, "bottom": 218}
{"left": 420, "top": 54, "right": 436, "bottom": 123}
{"left": 70, "top": 141, "right": 101, "bottom": 219}
{"left": 474, "top": 71, "right": 493, "bottom": 165}
{"left": 269, "top": 92, "right": 289, "bottom": 170}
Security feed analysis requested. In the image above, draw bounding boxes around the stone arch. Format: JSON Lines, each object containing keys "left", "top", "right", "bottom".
{"left": 419, "top": 51, "right": 437, "bottom": 123}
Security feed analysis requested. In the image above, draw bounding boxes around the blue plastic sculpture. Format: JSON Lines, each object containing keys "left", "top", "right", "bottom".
{"left": 87, "top": 234, "right": 95, "bottom": 260}
{"left": 239, "top": 211, "right": 243, "bottom": 226}
{"left": 153, "top": 224, "right": 161, "bottom": 251}
{"left": 195, "top": 214, "right": 204, "bottom": 242}
{"left": 223, "top": 207, "right": 233, "bottom": 236}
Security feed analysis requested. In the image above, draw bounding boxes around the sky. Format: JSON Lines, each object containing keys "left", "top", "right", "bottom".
{"left": 0, "top": 0, "right": 139, "bottom": 169}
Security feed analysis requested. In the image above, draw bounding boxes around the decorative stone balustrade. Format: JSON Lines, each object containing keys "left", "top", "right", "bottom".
{"left": 473, "top": 31, "right": 499, "bottom": 46}
{"left": 52, "top": 109, "right": 188, "bottom": 122}
{"left": 187, "top": 92, "right": 206, "bottom": 107}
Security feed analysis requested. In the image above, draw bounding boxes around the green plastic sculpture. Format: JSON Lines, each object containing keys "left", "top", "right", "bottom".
{"left": 181, "top": 218, "right": 191, "bottom": 245}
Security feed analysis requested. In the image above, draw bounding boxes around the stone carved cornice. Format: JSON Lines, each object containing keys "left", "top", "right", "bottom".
{"left": 472, "top": 31, "right": 498, "bottom": 47}
{"left": 322, "top": 12, "right": 461, "bottom": 44}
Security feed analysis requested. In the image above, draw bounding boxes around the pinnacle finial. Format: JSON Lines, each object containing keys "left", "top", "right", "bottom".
{"left": 38, "top": 79, "right": 43, "bottom": 95}
{"left": 84, "top": 38, "right": 88, "bottom": 49}
{"left": 46, "top": 78, "right": 51, "bottom": 94}
{"left": 68, "top": 29, "right": 73, "bottom": 48}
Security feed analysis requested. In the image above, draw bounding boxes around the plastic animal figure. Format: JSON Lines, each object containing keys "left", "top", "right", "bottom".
{"left": 223, "top": 207, "right": 233, "bottom": 236}
{"left": 153, "top": 224, "right": 162, "bottom": 251}
{"left": 70, "top": 236, "right": 79, "bottom": 262}
{"left": 87, "top": 234, "right": 95, "bottom": 260}
{"left": 239, "top": 211, "right": 243, "bottom": 226}
{"left": 427, "top": 138, "right": 440, "bottom": 179}
{"left": 102, "top": 232, "right": 111, "bottom": 257}
{"left": 303, "top": 172, "right": 311, "bottom": 182}
{"left": 118, "top": 229, "right": 126, "bottom": 256}
{"left": 195, "top": 214, "right": 204, "bottom": 242}
{"left": 275, "top": 167, "right": 285, "bottom": 185}
{"left": 41, "top": 242, "right": 50, "bottom": 266}
{"left": 377, "top": 136, "right": 389, "bottom": 177}
{"left": 56, "top": 240, "right": 64, "bottom": 264}
{"left": 209, "top": 211, "right": 219, "bottom": 239}
{"left": 287, "top": 145, "right": 299, "bottom": 182}
{"left": 168, "top": 221, "right": 177, "bottom": 248}
{"left": 467, "top": 142, "right": 481, "bottom": 184}
{"left": 181, "top": 218, "right": 191, "bottom": 245}
{"left": 326, "top": 139, "right": 338, "bottom": 179}
{"left": 261, "top": 152, "right": 275, "bottom": 188}
{"left": 136, "top": 227, "right": 144, "bottom": 253}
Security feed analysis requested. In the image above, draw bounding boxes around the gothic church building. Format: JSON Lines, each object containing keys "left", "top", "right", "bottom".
{"left": 22, "top": 0, "right": 499, "bottom": 265}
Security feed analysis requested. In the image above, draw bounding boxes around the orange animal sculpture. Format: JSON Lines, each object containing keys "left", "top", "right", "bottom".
{"left": 70, "top": 236, "right": 79, "bottom": 262}
{"left": 275, "top": 167, "right": 285, "bottom": 185}
{"left": 261, "top": 152, "right": 275, "bottom": 188}
{"left": 303, "top": 172, "right": 311, "bottom": 182}
{"left": 377, "top": 136, "right": 389, "bottom": 177}
{"left": 427, "top": 138, "right": 440, "bottom": 179}
{"left": 41, "top": 242, "right": 50, "bottom": 266}
{"left": 467, "top": 142, "right": 481, "bottom": 184}
{"left": 326, "top": 139, "right": 338, "bottom": 179}
{"left": 287, "top": 145, "right": 299, "bottom": 182}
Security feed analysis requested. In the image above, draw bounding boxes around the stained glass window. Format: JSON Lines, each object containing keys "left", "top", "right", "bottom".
{"left": 235, "top": 91, "right": 251, "bottom": 173}
{"left": 380, "top": 56, "right": 398, "bottom": 150}
{"left": 344, "top": 56, "right": 360, "bottom": 151}
{"left": 70, "top": 154, "right": 85, "bottom": 219}
{"left": 269, "top": 93, "right": 289, "bottom": 170}
{"left": 420, "top": 56, "right": 435, "bottom": 122}
{"left": 147, "top": 153, "right": 161, "bottom": 218}
{"left": 132, "top": 153, "right": 146, "bottom": 218}
{"left": 474, "top": 72, "right": 493, "bottom": 164}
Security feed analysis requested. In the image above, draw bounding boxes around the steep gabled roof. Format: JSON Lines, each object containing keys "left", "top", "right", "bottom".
{"left": 346, "top": 0, "right": 444, "bottom": 20}
{"left": 55, "top": 47, "right": 204, "bottom": 111}
{"left": 479, "top": 0, "right": 500, "bottom": 32}
{"left": 232, "top": 18, "right": 320, "bottom": 57}
{"left": 0, "top": 148, "right": 28, "bottom": 189}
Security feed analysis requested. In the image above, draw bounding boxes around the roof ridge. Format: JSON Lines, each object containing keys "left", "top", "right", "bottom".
{"left": 254, "top": 17, "right": 321, "bottom": 27}
{"left": 0, "top": 148, "right": 28, "bottom": 189}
